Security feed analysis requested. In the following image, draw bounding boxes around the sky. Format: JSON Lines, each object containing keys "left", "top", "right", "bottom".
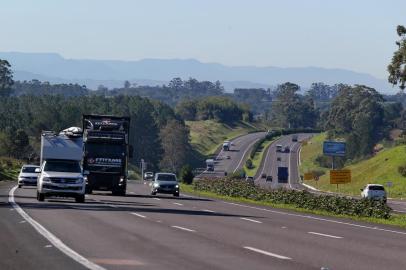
{"left": 1, "top": 0, "right": 405, "bottom": 79}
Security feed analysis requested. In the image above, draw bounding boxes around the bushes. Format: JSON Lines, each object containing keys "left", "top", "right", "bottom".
{"left": 398, "top": 164, "right": 406, "bottom": 177}
{"left": 194, "top": 178, "right": 392, "bottom": 219}
{"left": 179, "top": 165, "right": 195, "bottom": 184}
{"left": 245, "top": 159, "right": 254, "bottom": 169}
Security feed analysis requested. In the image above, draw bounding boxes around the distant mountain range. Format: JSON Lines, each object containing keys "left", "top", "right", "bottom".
{"left": 0, "top": 51, "right": 396, "bottom": 93}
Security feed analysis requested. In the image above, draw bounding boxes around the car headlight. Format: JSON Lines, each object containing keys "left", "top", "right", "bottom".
{"left": 42, "top": 177, "right": 51, "bottom": 182}
{"left": 153, "top": 183, "right": 160, "bottom": 188}
{"left": 18, "top": 177, "right": 25, "bottom": 180}
{"left": 175, "top": 185, "right": 179, "bottom": 188}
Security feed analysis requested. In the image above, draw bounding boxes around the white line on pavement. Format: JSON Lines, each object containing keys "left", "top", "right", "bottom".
{"left": 244, "top": 246, "right": 292, "bottom": 260}
{"left": 131, "top": 212, "right": 146, "bottom": 218}
{"left": 8, "top": 186, "right": 106, "bottom": 270}
{"left": 234, "top": 137, "right": 261, "bottom": 173}
{"left": 224, "top": 201, "right": 406, "bottom": 236}
{"left": 240, "top": 217, "right": 262, "bottom": 224}
{"left": 202, "top": 209, "right": 215, "bottom": 213}
{"left": 308, "top": 232, "right": 343, "bottom": 239}
{"left": 171, "top": 226, "right": 196, "bottom": 232}
{"left": 153, "top": 198, "right": 161, "bottom": 200}
{"left": 173, "top": 202, "right": 183, "bottom": 206}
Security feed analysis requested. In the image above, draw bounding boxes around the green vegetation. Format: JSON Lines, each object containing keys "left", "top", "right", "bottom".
{"left": 244, "top": 139, "right": 274, "bottom": 177}
{"left": 186, "top": 120, "right": 263, "bottom": 156}
{"left": 301, "top": 133, "right": 406, "bottom": 198}
{"left": 388, "top": 25, "right": 406, "bottom": 90}
{"left": 180, "top": 183, "right": 406, "bottom": 228}
{"left": 0, "top": 158, "right": 22, "bottom": 181}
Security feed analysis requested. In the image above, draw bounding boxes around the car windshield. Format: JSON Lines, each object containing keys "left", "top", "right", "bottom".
{"left": 44, "top": 160, "right": 81, "bottom": 173}
{"left": 369, "top": 186, "right": 385, "bottom": 191}
{"left": 22, "top": 166, "right": 38, "bottom": 173}
{"left": 157, "top": 174, "right": 177, "bottom": 181}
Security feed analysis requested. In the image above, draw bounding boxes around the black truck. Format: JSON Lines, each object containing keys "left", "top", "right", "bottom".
{"left": 82, "top": 115, "right": 131, "bottom": 195}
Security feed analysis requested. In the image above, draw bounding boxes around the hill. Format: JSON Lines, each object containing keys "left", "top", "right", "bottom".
{"left": 0, "top": 51, "right": 394, "bottom": 93}
{"left": 301, "top": 134, "right": 406, "bottom": 198}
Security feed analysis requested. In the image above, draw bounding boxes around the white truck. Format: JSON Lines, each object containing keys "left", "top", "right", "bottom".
{"left": 223, "top": 141, "right": 231, "bottom": 151}
{"left": 206, "top": 159, "right": 215, "bottom": 171}
{"left": 36, "top": 128, "right": 87, "bottom": 203}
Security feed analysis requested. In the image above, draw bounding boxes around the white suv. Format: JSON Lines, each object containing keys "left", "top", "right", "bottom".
{"left": 361, "top": 184, "right": 387, "bottom": 203}
{"left": 36, "top": 159, "right": 86, "bottom": 203}
{"left": 18, "top": 165, "right": 40, "bottom": 188}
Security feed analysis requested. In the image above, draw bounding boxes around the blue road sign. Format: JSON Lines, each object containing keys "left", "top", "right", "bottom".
{"left": 323, "top": 141, "right": 346, "bottom": 157}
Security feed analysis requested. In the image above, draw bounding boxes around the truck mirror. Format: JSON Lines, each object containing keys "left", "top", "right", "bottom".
{"left": 35, "top": 168, "right": 41, "bottom": 173}
{"left": 129, "top": 145, "right": 134, "bottom": 159}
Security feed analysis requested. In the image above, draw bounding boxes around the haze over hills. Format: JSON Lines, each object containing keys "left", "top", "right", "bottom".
{"left": 0, "top": 51, "right": 395, "bottom": 93}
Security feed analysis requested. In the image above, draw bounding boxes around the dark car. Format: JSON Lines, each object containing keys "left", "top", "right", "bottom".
{"left": 261, "top": 173, "right": 267, "bottom": 179}
{"left": 266, "top": 175, "right": 273, "bottom": 182}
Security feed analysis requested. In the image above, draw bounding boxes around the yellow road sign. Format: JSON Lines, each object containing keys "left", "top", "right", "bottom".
{"left": 330, "top": 170, "right": 351, "bottom": 184}
{"left": 304, "top": 172, "right": 314, "bottom": 180}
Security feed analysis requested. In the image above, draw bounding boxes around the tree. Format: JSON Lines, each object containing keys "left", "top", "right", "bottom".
{"left": 388, "top": 25, "right": 406, "bottom": 90}
{"left": 0, "top": 59, "right": 13, "bottom": 96}
{"left": 124, "top": 80, "right": 131, "bottom": 89}
{"left": 159, "top": 120, "right": 190, "bottom": 172}
{"left": 326, "top": 85, "right": 384, "bottom": 158}
{"left": 179, "top": 164, "right": 194, "bottom": 184}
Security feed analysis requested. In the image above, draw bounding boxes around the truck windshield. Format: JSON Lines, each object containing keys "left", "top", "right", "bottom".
{"left": 157, "top": 174, "right": 177, "bottom": 181}
{"left": 85, "top": 143, "right": 125, "bottom": 158}
{"left": 44, "top": 160, "right": 81, "bottom": 173}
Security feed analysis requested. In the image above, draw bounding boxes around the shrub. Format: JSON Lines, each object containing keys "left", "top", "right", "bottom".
{"left": 245, "top": 158, "right": 254, "bottom": 169}
{"left": 194, "top": 178, "right": 392, "bottom": 219}
{"left": 398, "top": 165, "right": 406, "bottom": 177}
{"left": 179, "top": 165, "right": 195, "bottom": 184}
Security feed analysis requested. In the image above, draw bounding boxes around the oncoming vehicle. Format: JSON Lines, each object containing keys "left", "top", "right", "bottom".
{"left": 144, "top": 172, "right": 154, "bottom": 181}
{"left": 151, "top": 173, "right": 179, "bottom": 197}
{"left": 245, "top": 176, "right": 254, "bottom": 184}
{"left": 206, "top": 159, "right": 215, "bottom": 171}
{"left": 261, "top": 173, "right": 267, "bottom": 179}
{"left": 266, "top": 175, "right": 273, "bottom": 182}
{"left": 18, "top": 165, "right": 40, "bottom": 188}
{"left": 284, "top": 146, "right": 290, "bottom": 153}
{"left": 36, "top": 129, "right": 86, "bottom": 203}
{"left": 276, "top": 144, "right": 283, "bottom": 152}
{"left": 361, "top": 184, "right": 387, "bottom": 203}
{"left": 292, "top": 134, "right": 298, "bottom": 142}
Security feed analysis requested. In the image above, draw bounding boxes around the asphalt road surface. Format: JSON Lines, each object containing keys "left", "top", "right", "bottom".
{"left": 255, "top": 133, "right": 313, "bottom": 189}
{"left": 198, "top": 132, "right": 266, "bottom": 178}
{"left": 2, "top": 180, "right": 406, "bottom": 270}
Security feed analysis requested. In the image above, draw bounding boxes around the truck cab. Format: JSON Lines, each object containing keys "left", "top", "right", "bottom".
{"left": 36, "top": 129, "right": 86, "bottom": 203}
{"left": 206, "top": 159, "right": 215, "bottom": 171}
{"left": 223, "top": 141, "right": 231, "bottom": 151}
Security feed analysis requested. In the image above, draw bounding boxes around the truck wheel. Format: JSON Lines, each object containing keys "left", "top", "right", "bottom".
{"left": 37, "top": 192, "right": 45, "bottom": 202}
{"left": 151, "top": 191, "right": 156, "bottom": 196}
{"left": 75, "top": 194, "right": 85, "bottom": 203}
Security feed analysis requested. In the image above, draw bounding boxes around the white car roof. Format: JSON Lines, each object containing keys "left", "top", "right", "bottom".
{"left": 156, "top": 173, "right": 176, "bottom": 176}
{"left": 22, "top": 164, "right": 40, "bottom": 168}
{"left": 367, "top": 184, "right": 384, "bottom": 187}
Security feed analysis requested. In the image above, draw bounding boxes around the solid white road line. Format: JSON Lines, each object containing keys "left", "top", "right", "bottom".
{"left": 224, "top": 201, "right": 406, "bottom": 236}
{"left": 202, "top": 209, "right": 215, "bottom": 213}
{"left": 131, "top": 212, "right": 146, "bottom": 218}
{"left": 173, "top": 202, "right": 183, "bottom": 206}
{"left": 153, "top": 198, "right": 161, "bottom": 200}
{"left": 234, "top": 137, "right": 262, "bottom": 173}
{"left": 171, "top": 226, "right": 196, "bottom": 232}
{"left": 8, "top": 186, "right": 106, "bottom": 270}
{"left": 240, "top": 217, "right": 262, "bottom": 224}
{"left": 244, "top": 246, "right": 292, "bottom": 260}
{"left": 308, "top": 232, "right": 343, "bottom": 239}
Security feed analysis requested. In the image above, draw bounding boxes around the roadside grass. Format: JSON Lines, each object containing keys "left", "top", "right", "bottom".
{"left": 300, "top": 134, "right": 406, "bottom": 199}
{"left": 180, "top": 183, "right": 406, "bottom": 228}
{"left": 0, "top": 158, "right": 22, "bottom": 181}
{"left": 244, "top": 139, "right": 275, "bottom": 177}
{"left": 186, "top": 120, "right": 265, "bottom": 156}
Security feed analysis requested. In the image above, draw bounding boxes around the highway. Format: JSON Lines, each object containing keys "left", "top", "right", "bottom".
{"left": 198, "top": 132, "right": 266, "bottom": 178}
{"left": 3, "top": 180, "right": 406, "bottom": 270}
{"left": 255, "top": 133, "right": 313, "bottom": 189}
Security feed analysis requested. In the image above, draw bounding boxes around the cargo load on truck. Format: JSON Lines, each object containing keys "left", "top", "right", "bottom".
{"left": 223, "top": 141, "right": 231, "bottom": 151}
{"left": 206, "top": 159, "right": 215, "bottom": 171}
{"left": 277, "top": 167, "right": 289, "bottom": 183}
{"left": 82, "top": 115, "right": 131, "bottom": 196}
{"left": 36, "top": 128, "right": 86, "bottom": 203}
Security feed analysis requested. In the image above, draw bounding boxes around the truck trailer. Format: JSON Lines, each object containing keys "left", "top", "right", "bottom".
{"left": 82, "top": 115, "right": 131, "bottom": 196}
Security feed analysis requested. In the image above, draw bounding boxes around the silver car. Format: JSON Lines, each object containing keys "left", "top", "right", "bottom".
{"left": 18, "top": 165, "right": 40, "bottom": 188}
{"left": 151, "top": 173, "right": 180, "bottom": 197}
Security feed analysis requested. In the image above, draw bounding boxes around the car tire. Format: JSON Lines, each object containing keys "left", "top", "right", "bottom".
{"left": 18, "top": 184, "right": 22, "bottom": 188}
{"left": 37, "top": 192, "right": 45, "bottom": 202}
{"left": 151, "top": 191, "right": 156, "bottom": 196}
{"left": 75, "top": 194, "right": 85, "bottom": 203}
